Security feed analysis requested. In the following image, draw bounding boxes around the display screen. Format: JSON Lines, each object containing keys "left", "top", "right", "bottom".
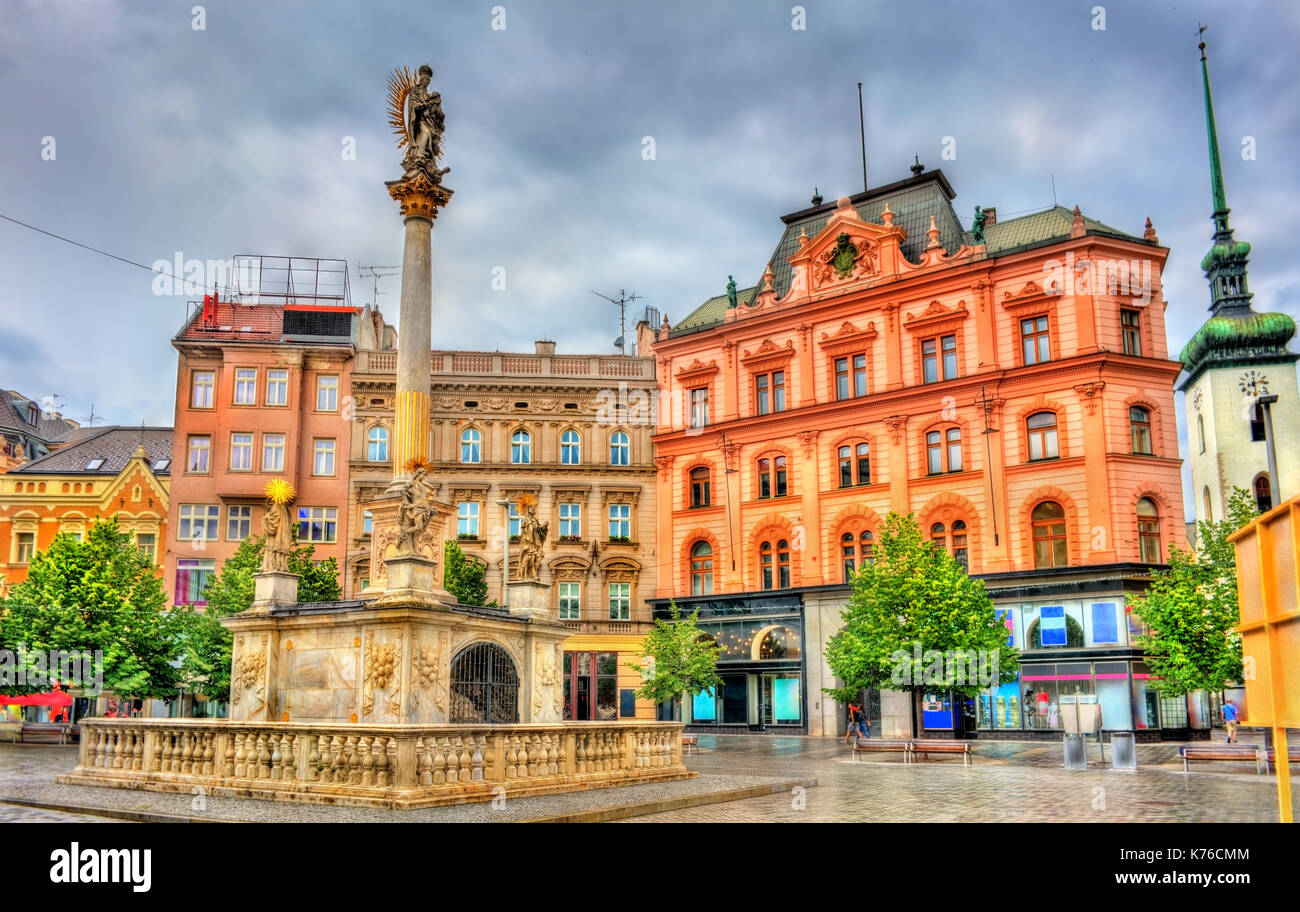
{"left": 692, "top": 688, "right": 716, "bottom": 721}
{"left": 772, "top": 678, "right": 800, "bottom": 723}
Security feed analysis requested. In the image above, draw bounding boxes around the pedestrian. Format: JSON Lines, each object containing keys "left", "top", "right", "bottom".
{"left": 844, "top": 701, "right": 870, "bottom": 743}
{"left": 1222, "top": 699, "right": 1239, "bottom": 743}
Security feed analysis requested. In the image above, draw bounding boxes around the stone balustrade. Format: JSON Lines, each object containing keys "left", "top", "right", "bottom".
{"left": 64, "top": 719, "right": 689, "bottom": 809}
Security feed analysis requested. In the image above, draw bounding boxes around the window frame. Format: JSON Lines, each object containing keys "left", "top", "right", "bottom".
{"left": 753, "top": 369, "right": 787, "bottom": 416}
{"left": 1026, "top": 411, "right": 1059, "bottom": 462}
{"left": 229, "top": 432, "right": 254, "bottom": 472}
{"left": 262, "top": 433, "right": 286, "bottom": 472}
{"left": 688, "top": 387, "right": 709, "bottom": 430}
{"left": 312, "top": 438, "right": 337, "bottom": 476}
{"left": 233, "top": 367, "right": 258, "bottom": 405}
{"left": 227, "top": 504, "right": 253, "bottom": 541}
{"left": 558, "top": 502, "right": 582, "bottom": 539}
{"left": 759, "top": 538, "right": 791, "bottom": 591}
{"left": 1031, "top": 501, "right": 1068, "bottom": 569}
{"left": 837, "top": 442, "right": 871, "bottom": 487}
{"left": 296, "top": 505, "right": 339, "bottom": 544}
{"left": 607, "top": 503, "right": 631, "bottom": 540}
{"left": 511, "top": 429, "right": 532, "bottom": 465}
{"left": 367, "top": 426, "right": 389, "bottom": 463}
{"left": 1120, "top": 308, "right": 1142, "bottom": 356}
{"left": 178, "top": 503, "right": 220, "bottom": 542}
{"left": 756, "top": 454, "right": 789, "bottom": 499}
{"left": 1129, "top": 406, "right": 1153, "bottom": 455}
{"left": 186, "top": 435, "right": 211, "bottom": 474}
{"left": 1020, "top": 315, "right": 1051, "bottom": 365}
{"left": 460, "top": 427, "right": 482, "bottom": 464}
{"left": 608, "top": 430, "right": 630, "bottom": 466}
{"left": 690, "top": 540, "right": 714, "bottom": 595}
{"left": 265, "top": 369, "right": 289, "bottom": 407}
{"left": 608, "top": 581, "right": 632, "bottom": 621}
{"left": 1136, "top": 498, "right": 1161, "bottom": 563}
{"left": 689, "top": 465, "right": 712, "bottom": 507}
{"left": 190, "top": 370, "right": 215, "bottom": 409}
{"left": 457, "top": 501, "right": 481, "bottom": 538}
{"left": 558, "top": 581, "right": 582, "bottom": 620}
{"left": 561, "top": 429, "right": 582, "bottom": 465}
{"left": 316, "top": 374, "right": 340, "bottom": 412}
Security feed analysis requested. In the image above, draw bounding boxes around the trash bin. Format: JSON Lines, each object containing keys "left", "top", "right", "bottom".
{"left": 1111, "top": 732, "right": 1137, "bottom": 770}
{"left": 1063, "top": 732, "right": 1088, "bottom": 769}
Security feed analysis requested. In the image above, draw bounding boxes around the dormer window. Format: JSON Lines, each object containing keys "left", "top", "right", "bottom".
{"left": 27, "top": 403, "right": 38, "bottom": 425}
{"left": 85, "top": 458, "right": 105, "bottom": 471}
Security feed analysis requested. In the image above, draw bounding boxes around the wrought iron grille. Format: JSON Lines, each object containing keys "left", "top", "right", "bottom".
{"left": 449, "top": 643, "right": 520, "bottom": 723}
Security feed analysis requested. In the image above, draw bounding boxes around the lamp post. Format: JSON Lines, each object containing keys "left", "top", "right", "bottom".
{"left": 1258, "top": 394, "right": 1280, "bottom": 506}
{"left": 496, "top": 499, "right": 512, "bottom": 609}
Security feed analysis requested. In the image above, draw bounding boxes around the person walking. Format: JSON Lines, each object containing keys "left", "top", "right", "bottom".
{"left": 844, "top": 701, "right": 870, "bottom": 743}
{"left": 1222, "top": 699, "right": 1239, "bottom": 743}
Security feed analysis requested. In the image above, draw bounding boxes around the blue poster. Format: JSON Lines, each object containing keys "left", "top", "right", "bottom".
{"left": 772, "top": 679, "right": 800, "bottom": 723}
{"left": 692, "top": 688, "right": 716, "bottom": 721}
{"left": 1091, "top": 602, "right": 1118, "bottom": 644}
{"left": 1040, "top": 605, "right": 1067, "bottom": 646}
{"left": 996, "top": 608, "right": 1014, "bottom": 647}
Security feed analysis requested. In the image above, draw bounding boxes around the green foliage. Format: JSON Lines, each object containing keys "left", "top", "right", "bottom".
{"left": 171, "top": 534, "right": 340, "bottom": 700}
{"left": 1130, "top": 487, "right": 1256, "bottom": 695}
{"left": 444, "top": 540, "right": 487, "bottom": 606}
{"left": 823, "top": 512, "right": 1019, "bottom": 702}
{"left": 629, "top": 603, "right": 722, "bottom": 705}
{"left": 0, "top": 519, "right": 177, "bottom": 698}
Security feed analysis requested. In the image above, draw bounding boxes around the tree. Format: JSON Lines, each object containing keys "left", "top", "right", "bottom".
{"left": 0, "top": 519, "right": 177, "bottom": 698}
{"left": 629, "top": 603, "right": 722, "bottom": 713}
{"left": 823, "top": 512, "right": 1019, "bottom": 712}
{"left": 171, "top": 534, "right": 340, "bottom": 701}
{"left": 444, "top": 540, "right": 487, "bottom": 606}
{"left": 1130, "top": 487, "right": 1256, "bottom": 695}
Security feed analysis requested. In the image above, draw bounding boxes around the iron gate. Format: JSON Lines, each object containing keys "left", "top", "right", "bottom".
{"left": 449, "top": 643, "right": 520, "bottom": 723}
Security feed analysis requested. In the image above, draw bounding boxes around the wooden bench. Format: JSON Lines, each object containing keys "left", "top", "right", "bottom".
{"left": 681, "top": 734, "right": 699, "bottom": 754}
{"left": 18, "top": 722, "right": 74, "bottom": 745}
{"left": 1179, "top": 744, "right": 1263, "bottom": 774}
{"left": 910, "top": 740, "right": 972, "bottom": 766}
{"left": 851, "top": 739, "right": 910, "bottom": 762}
{"left": 1264, "top": 747, "right": 1300, "bottom": 775}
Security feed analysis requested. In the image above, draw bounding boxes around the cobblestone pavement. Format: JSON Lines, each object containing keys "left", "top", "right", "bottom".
{"left": 625, "top": 735, "right": 1298, "bottom": 823}
{"left": 0, "top": 802, "right": 125, "bottom": 823}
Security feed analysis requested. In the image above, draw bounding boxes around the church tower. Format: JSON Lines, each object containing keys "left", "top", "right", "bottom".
{"left": 1180, "top": 31, "right": 1299, "bottom": 521}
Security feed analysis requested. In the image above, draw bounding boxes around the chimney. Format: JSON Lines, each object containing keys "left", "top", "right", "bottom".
{"left": 534, "top": 340, "right": 556, "bottom": 356}
{"left": 983, "top": 207, "right": 996, "bottom": 226}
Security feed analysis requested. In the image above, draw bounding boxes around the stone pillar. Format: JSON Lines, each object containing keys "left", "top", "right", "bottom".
{"left": 249, "top": 570, "right": 299, "bottom": 615}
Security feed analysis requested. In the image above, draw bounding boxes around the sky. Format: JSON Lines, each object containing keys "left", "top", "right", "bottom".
{"left": 1, "top": 0, "right": 1298, "bottom": 507}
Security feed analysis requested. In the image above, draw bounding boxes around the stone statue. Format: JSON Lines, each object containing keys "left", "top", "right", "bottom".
{"left": 396, "top": 467, "right": 437, "bottom": 556}
{"left": 972, "top": 205, "right": 987, "bottom": 244}
{"left": 388, "top": 63, "right": 449, "bottom": 184}
{"left": 726, "top": 275, "right": 738, "bottom": 308}
{"left": 262, "top": 500, "right": 293, "bottom": 573}
{"left": 516, "top": 499, "right": 549, "bottom": 581}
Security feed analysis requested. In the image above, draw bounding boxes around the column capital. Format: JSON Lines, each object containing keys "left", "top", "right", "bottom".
{"left": 386, "top": 174, "right": 454, "bottom": 219}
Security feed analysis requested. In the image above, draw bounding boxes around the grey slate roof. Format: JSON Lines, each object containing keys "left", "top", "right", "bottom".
{"left": 0, "top": 391, "right": 81, "bottom": 443}
{"left": 14, "top": 426, "right": 173, "bottom": 476}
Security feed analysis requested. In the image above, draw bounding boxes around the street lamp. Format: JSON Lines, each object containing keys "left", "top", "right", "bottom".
{"left": 496, "top": 499, "right": 512, "bottom": 609}
{"left": 1258, "top": 394, "right": 1280, "bottom": 506}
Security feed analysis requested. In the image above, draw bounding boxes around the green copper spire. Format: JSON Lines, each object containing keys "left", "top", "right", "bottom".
{"left": 1199, "top": 29, "right": 1231, "bottom": 236}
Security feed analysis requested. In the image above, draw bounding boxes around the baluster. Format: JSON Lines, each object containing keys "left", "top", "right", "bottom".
{"left": 358, "top": 736, "right": 374, "bottom": 786}
{"left": 458, "top": 738, "right": 473, "bottom": 783}
{"left": 471, "top": 736, "right": 485, "bottom": 781}
{"left": 180, "top": 732, "right": 194, "bottom": 774}
{"left": 200, "top": 733, "right": 213, "bottom": 775}
{"left": 233, "top": 733, "right": 247, "bottom": 777}
{"left": 270, "top": 733, "right": 284, "bottom": 780}
{"left": 504, "top": 736, "right": 517, "bottom": 780}
{"left": 373, "top": 738, "right": 388, "bottom": 787}
{"left": 329, "top": 736, "right": 344, "bottom": 783}
{"left": 257, "top": 733, "right": 272, "bottom": 778}
{"left": 343, "top": 736, "right": 359, "bottom": 784}
{"left": 307, "top": 735, "right": 322, "bottom": 781}
{"left": 575, "top": 733, "right": 587, "bottom": 773}
{"left": 132, "top": 732, "right": 145, "bottom": 771}
{"left": 432, "top": 737, "right": 447, "bottom": 784}
{"left": 445, "top": 737, "right": 461, "bottom": 783}
{"left": 113, "top": 731, "right": 127, "bottom": 769}
{"left": 554, "top": 733, "right": 566, "bottom": 775}
{"left": 417, "top": 738, "right": 432, "bottom": 785}
{"left": 386, "top": 738, "right": 398, "bottom": 787}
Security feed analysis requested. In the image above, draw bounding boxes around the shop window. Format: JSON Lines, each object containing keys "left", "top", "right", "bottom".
{"left": 838, "top": 442, "right": 870, "bottom": 487}
{"left": 690, "top": 540, "right": 714, "bottom": 595}
{"left": 756, "top": 626, "right": 800, "bottom": 660}
{"left": 1026, "top": 611, "right": 1085, "bottom": 648}
{"left": 1159, "top": 694, "right": 1189, "bottom": 728}
{"left": 1026, "top": 411, "right": 1058, "bottom": 461}
{"left": 1031, "top": 501, "right": 1068, "bottom": 568}
{"left": 563, "top": 652, "right": 619, "bottom": 721}
{"left": 689, "top": 466, "right": 711, "bottom": 507}
{"left": 1137, "top": 498, "right": 1161, "bottom": 563}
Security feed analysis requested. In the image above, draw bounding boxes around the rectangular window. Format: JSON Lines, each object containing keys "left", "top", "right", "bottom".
{"left": 175, "top": 558, "right": 216, "bottom": 606}
{"left": 753, "top": 370, "right": 786, "bottom": 414}
{"left": 234, "top": 368, "right": 257, "bottom": 405}
{"left": 922, "top": 335, "right": 957, "bottom": 383}
{"left": 1121, "top": 309, "right": 1142, "bottom": 356}
{"left": 230, "top": 433, "right": 253, "bottom": 471}
{"left": 689, "top": 387, "right": 709, "bottom": 429}
{"left": 1021, "top": 316, "right": 1051, "bottom": 365}
{"left": 853, "top": 354, "right": 867, "bottom": 397}
{"left": 316, "top": 374, "right": 339, "bottom": 411}
{"left": 756, "top": 373, "right": 769, "bottom": 415}
{"left": 186, "top": 435, "right": 211, "bottom": 473}
{"left": 942, "top": 335, "right": 957, "bottom": 379}
{"left": 362, "top": 510, "right": 373, "bottom": 536}
{"left": 457, "top": 501, "right": 480, "bottom": 538}
{"left": 559, "top": 581, "right": 582, "bottom": 620}
{"left": 508, "top": 502, "right": 521, "bottom": 538}
{"left": 835, "top": 358, "right": 849, "bottom": 400}
{"left": 927, "top": 431, "right": 942, "bottom": 475}
{"left": 296, "top": 506, "right": 338, "bottom": 543}
{"left": 16, "top": 531, "right": 35, "bottom": 563}
{"left": 178, "top": 504, "right": 220, "bottom": 541}
{"left": 559, "top": 502, "right": 582, "bottom": 538}
{"left": 947, "top": 428, "right": 963, "bottom": 473}
{"left": 262, "top": 433, "right": 285, "bottom": 472}
{"left": 266, "top": 369, "right": 289, "bottom": 406}
{"left": 313, "top": 438, "right": 336, "bottom": 475}
{"left": 922, "top": 339, "right": 938, "bottom": 384}
{"left": 608, "top": 503, "right": 631, "bottom": 540}
{"left": 191, "top": 371, "right": 215, "bottom": 408}
{"left": 135, "top": 533, "right": 156, "bottom": 562}
{"left": 227, "top": 505, "right": 253, "bottom": 541}
{"left": 608, "top": 582, "right": 631, "bottom": 620}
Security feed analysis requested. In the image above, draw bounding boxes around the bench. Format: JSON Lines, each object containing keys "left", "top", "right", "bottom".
{"left": 18, "top": 722, "right": 74, "bottom": 745}
{"left": 910, "top": 740, "right": 972, "bottom": 766}
{"left": 1264, "top": 747, "right": 1300, "bottom": 775}
{"left": 1179, "top": 744, "right": 1263, "bottom": 775}
{"left": 681, "top": 734, "right": 699, "bottom": 754}
{"left": 0, "top": 721, "right": 21, "bottom": 743}
{"left": 851, "top": 739, "right": 910, "bottom": 762}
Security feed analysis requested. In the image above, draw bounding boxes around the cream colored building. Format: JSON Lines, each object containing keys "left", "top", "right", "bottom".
{"left": 347, "top": 339, "right": 659, "bottom": 721}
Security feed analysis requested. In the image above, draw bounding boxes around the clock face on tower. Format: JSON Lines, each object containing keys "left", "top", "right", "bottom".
{"left": 1238, "top": 370, "right": 1270, "bottom": 400}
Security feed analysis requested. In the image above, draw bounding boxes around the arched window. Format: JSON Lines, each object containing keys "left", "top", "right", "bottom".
{"left": 609, "top": 430, "right": 630, "bottom": 466}
{"left": 756, "top": 626, "right": 800, "bottom": 660}
{"left": 838, "top": 442, "right": 871, "bottom": 487}
{"left": 1032, "top": 501, "right": 1068, "bottom": 568}
{"left": 690, "top": 541, "right": 714, "bottom": 595}
{"left": 1202, "top": 486, "right": 1213, "bottom": 522}
{"left": 757, "top": 455, "right": 788, "bottom": 498}
{"left": 1254, "top": 473, "right": 1273, "bottom": 512}
{"left": 689, "top": 466, "right": 711, "bottom": 508}
{"left": 1026, "top": 412, "right": 1058, "bottom": 461}
{"left": 1130, "top": 407, "right": 1153, "bottom": 454}
{"left": 841, "top": 529, "right": 875, "bottom": 581}
{"left": 930, "top": 521, "right": 968, "bottom": 570}
{"left": 926, "top": 428, "right": 962, "bottom": 474}
{"left": 367, "top": 426, "right": 388, "bottom": 462}
{"left": 1137, "top": 497, "right": 1161, "bottom": 563}
{"left": 511, "top": 429, "right": 531, "bottom": 464}
{"left": 460, "top": 427, "right": 481, "bottom": 464}
{"left": 1197, "top": 414, "right": 1206, "bottom": 454}
{"left": 759, "top": 538, "right": 790, "bottom": 590}
{"left": 561, "top": 429, "right": 581, "bottom": 465}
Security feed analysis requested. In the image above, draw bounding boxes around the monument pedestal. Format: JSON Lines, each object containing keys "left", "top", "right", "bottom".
{"left": 372, "top": 554, "right": 451, "bottom": 610}
{"left": 360, "top": 489, "right": 456, "bottom": 606}
{"left": 248, "top": 570, "right": 300, "bottom": 616}
{"left": 506, "top": 579, "right": 553, "bottom": 620}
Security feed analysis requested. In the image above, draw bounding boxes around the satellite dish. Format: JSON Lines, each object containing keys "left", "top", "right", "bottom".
{"left": 614, "top": 336, "right": 625, "bottom": 348}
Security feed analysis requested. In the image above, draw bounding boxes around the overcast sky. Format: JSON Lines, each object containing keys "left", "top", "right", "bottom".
{"left": 2, "top": 0, "right": 1298, "bottom": 501}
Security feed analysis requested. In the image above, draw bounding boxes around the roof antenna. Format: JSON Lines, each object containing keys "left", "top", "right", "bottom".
{"left": 1050, "top": 173, "right": 1057, "bottom": 208}
{"left": 591, "top": 289, "right": 642, "bottom": 356}
{"left": 857, "top": 82, "right": 868, "bottom": 193}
